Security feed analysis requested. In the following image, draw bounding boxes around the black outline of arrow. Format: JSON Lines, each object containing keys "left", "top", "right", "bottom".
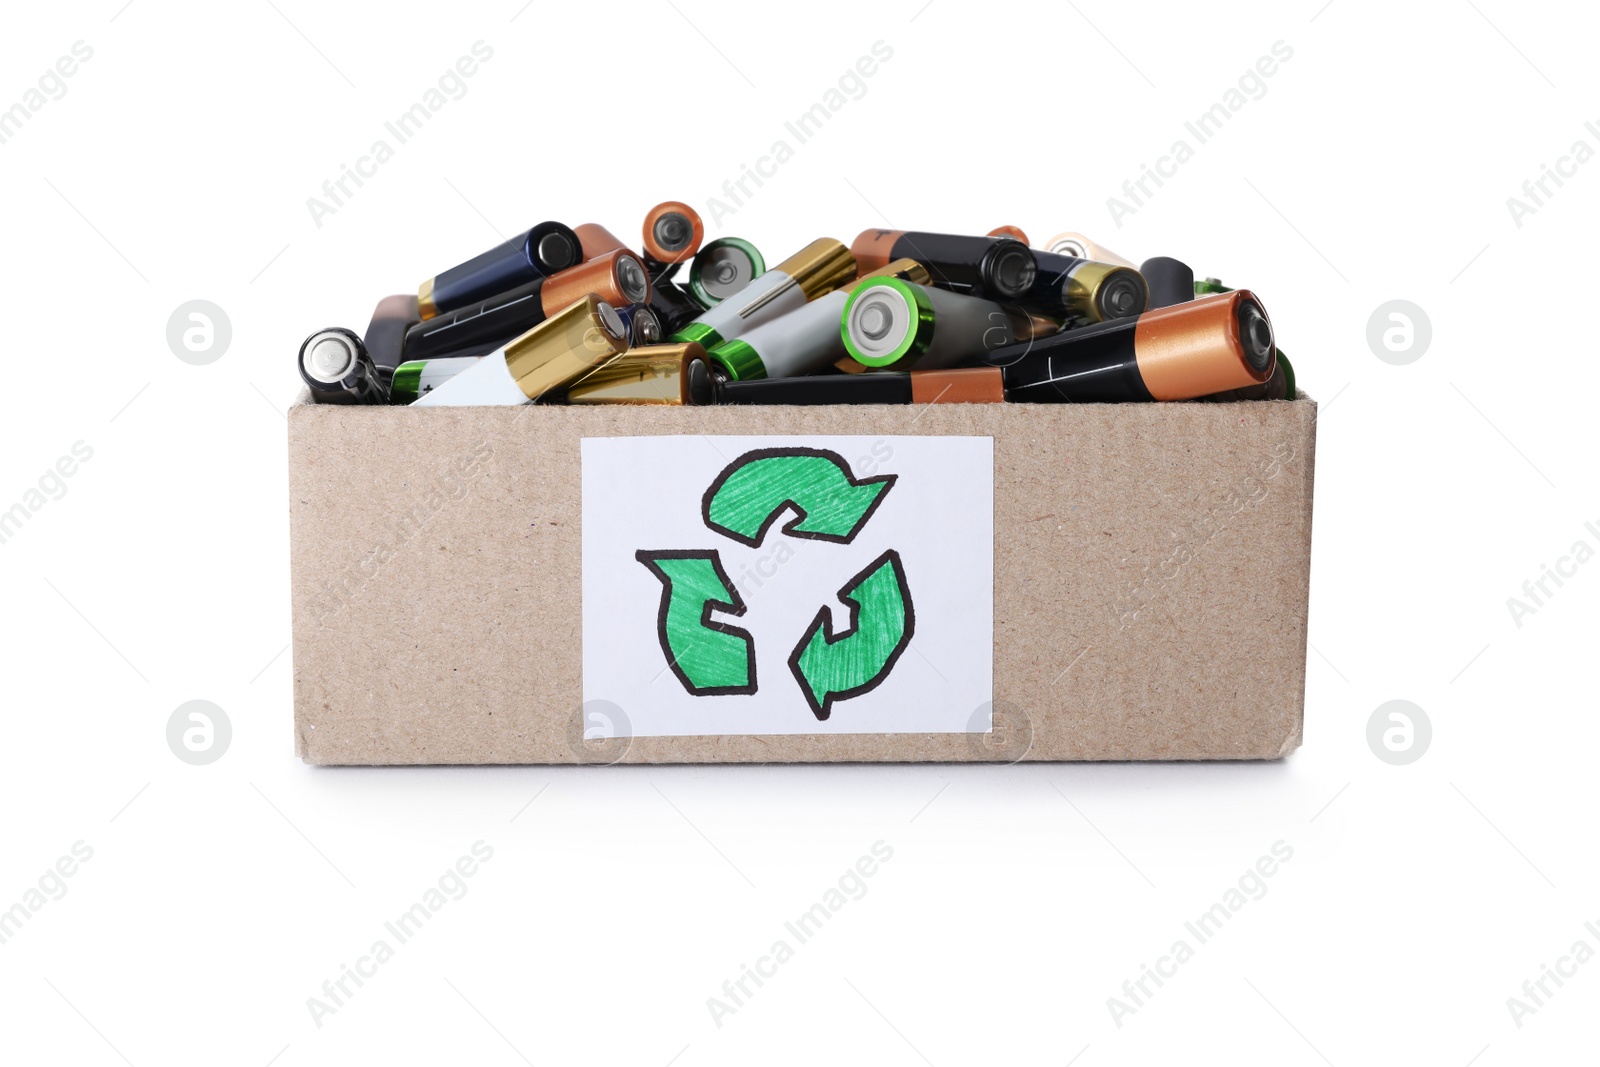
{"left": 636, "top": 549, "right": 758, "bottom": 697}
{"left": 787, "top": 549, "right": 915, "bottom": 721}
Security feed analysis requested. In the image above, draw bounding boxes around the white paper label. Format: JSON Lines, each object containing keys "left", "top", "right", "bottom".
{"left": 581, "top": 435, "right": 994, "bottom": 737}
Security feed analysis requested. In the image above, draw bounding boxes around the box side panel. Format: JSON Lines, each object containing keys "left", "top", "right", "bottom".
{"left": 290, "top": 400, "right": 1314, "bottom": 764}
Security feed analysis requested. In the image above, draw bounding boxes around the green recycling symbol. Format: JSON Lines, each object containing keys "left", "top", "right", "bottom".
{"left": 636, "top": 448, "right": 915, "bottom": 720}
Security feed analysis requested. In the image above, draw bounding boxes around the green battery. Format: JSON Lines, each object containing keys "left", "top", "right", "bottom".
{"left": 841, "top": 278, "right": 1021, "bottom": 371}
{"left": 686, "top": 237, "right": 766, "bottom": 308}
{"left": 389, "top": 355, "right": 481, "bottom": 404}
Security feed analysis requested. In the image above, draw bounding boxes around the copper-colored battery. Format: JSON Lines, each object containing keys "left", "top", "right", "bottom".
{"left": 574, "top": 223, "right": 629, "bottom": 260}
{"left": 641, "top": 201, "right": 704, "bottom": 266}
{"left": 539, "top": 249, "right": 652, "bottom": 315}
{"left": 565, "top": 343, "right": 712, "bottom": 406}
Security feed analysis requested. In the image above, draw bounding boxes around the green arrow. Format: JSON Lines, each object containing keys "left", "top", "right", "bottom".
{"left": 788, "top": 550, "right": 915, "bottom": 720}
{"left": 703, "top": 448, "right": 896, "bottom": 547}
{"left": 636, "top": 550, "right": 756, "bottom": 695}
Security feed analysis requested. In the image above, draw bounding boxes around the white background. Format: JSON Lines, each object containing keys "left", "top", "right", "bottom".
{"left": 1, "top": 0, "right": 1595, "bottom": 1063}
{"left": 582, "top": 435, "right": 993, "bottom": 735}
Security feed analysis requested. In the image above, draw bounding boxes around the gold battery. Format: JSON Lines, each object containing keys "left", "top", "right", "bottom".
{"left": 773, "top": 238, "right": 858, "bottom": 300}
{"left": 505, "top": 294, "right": 631, "bottom": 401}
{"left": 565, "top": 343, "right": 711, "bottom": 405}
{"left": 841, "top": 257, "right": 931, "bottom": 295}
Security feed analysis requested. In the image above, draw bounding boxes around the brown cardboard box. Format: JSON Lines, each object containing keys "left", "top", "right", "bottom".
{"left": 288, "top": 396, "right": 1316, "bottom": 764}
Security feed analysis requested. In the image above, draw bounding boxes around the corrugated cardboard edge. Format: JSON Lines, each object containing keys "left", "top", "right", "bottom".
{"left": 289, "top": 392, "right": 1316, "bottom": 764}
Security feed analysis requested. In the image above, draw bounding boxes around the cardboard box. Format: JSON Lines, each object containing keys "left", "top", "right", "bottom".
{"left": 288, "top": 396, "right": 1316, "bottom": 764}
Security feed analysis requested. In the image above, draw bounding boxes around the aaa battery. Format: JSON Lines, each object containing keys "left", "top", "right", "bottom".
{"left": 418, "top": 221, "right": 582, "bottom": 319}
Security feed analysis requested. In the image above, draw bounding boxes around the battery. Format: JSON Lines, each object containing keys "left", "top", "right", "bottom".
{"left": 850, "top": 229, "right": 1036, "bottom": 300}
{"left": 389, "top": 355, "right": 481, "bottom": 404}
{"left": 538, "top": 248, "right": 652, "bottom": 312}
{"left": 712, "top": 366, "right": 1005, "bottom": 406}
{"left": 705, "top": 258, "right": 930, "bottom": 382}
{"left": 574, "top": 223, "right": 628, "bottom": 260}
{"left": 640, "top": 201, "right": 704, "bottom": 281}
{"left": 1041, "top": 231, "right": 1136, "bottom": 269}
{"left": 1191, "top": 277, "right": 1294, "bottom": 397}
{"left": 401, "top": 280, "right": 545, "bottom": 363}
{"left": 412, "top": 295, "right": 630, "bottom": 406}
{"left": 418, "top": 221, "right": 581, "bottom": 319}
{"left": 298, "top": 326, "right": 386, "bottom": 404}
{"left": 645, "top": 279, "right": 705, "bottom": 335}
{"left": 1026, "top": 251, "right": 1148, "bottom": 322}
{"left": 613, "top": 303, "right": 664, "bottom": 347}
{"left": 362, "top": 294, "right": 421, "bottom": 382}
{"left": 840, "top": 278, "right": 1025, "bottom": 371}
{"left": 687, "top": 237, "right": 765, "bottom": 307}
{"left": 399, "top": 249, "right": 650, "bottom": 365}
{"left": 988, "top": 290, "right": 1276, "bottom": 402}
{"left": 565, "top": 343, "right": 713, "bottom": 405}
{"left": 987, "top": 225, "right": 1030, "bottom": 246}
{"left": 1140, "top": 256, "right": 1195, "bottom": 309}
{"left": 670, "top": 237, "right": 856, "bottom": 349}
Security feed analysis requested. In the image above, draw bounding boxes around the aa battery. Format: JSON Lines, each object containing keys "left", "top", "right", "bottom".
{"left": 670, "top": 238, "right": 856, "bottom": 350}
{"left": 687, "top": 237, "right": 765, "bottom": 307}
{"left": 645, "top": 280, "right": 705, "bottom": 335}
{"left": 989, "top": 290, "right": 1276, "bottom": 403}
{"left": 850, "top": 230, "right": 1036, "bottom": 301}
{"left": 1026, "top": 252, "right": 1148, "bottom": 323}
{"left": 641, "top": 201, "right": 704, "bottom": 280}
{"left": 1141, "top": 256, "right": 1195, "bottom": 310}
{"left": 389, "top": 355, "right": 481, "bottom": 404}
{"left": 362, "top": 294, "right": 421, "bottom": 381}
{"left": 574, "top": 223, "right": 628, "bottom": 260}
{"left": 841, "top": 278, "right": 1024, "bottom": 371}
{"left": 418, "top": 221, "right": 581, "bottom": 319}
{"left": 299, "top": 327, "right": 386, "bottom": 404}
{"left": 539, "top": 248, "right": 652, "bottom": 311}
{"left": 1191, "top": 277, "right": 1295, "bottom": 399}
{"left": 707, "top": 258, "right": 930, "bottom": 382}
{"left": 613, "top": 303, "right": 663, "bottom": 347}
{"left": 1042, "top": 231, "right": 1135, "bottom": 268}
{"left": 564, "top": 343, "right": 712, "bottom": 406}
{"left": 412, "top": 295, "right": 630, "bottom": 406}
{"left": 713, "top": 366, "right": 1004, "bottom": 406}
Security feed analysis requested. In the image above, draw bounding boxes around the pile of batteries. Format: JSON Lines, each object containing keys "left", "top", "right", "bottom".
{"left": 297, "top": 201, "right": 1292, "bottom": 408}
